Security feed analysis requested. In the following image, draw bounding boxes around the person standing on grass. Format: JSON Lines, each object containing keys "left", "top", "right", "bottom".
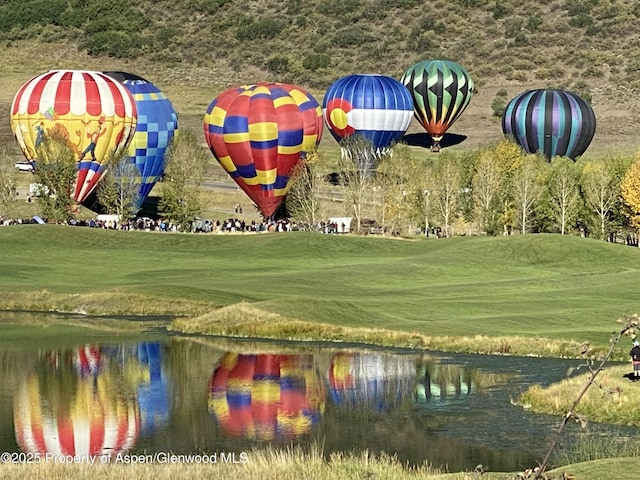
{"left": 631, "top": 341, "right": 640, "bottom": 381}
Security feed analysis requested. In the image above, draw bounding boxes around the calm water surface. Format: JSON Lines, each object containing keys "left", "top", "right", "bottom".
{"left": 0, "top": 327, "right": 637, "bottom": 473}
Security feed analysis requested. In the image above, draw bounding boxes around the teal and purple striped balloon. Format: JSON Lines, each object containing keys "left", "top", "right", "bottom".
{"left": 501, "top": 89, "right": 596, "bottom": 160}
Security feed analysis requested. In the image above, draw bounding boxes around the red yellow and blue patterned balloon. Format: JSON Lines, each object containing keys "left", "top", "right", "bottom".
{"left": 10, "top": 70, "right": 137, "bottom": 204}
{"left": 203, "top": 83, "right": 323, "bottom": 219}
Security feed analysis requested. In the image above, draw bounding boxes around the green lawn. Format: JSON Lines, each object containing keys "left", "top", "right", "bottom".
{"left": 1, "top": 225, "right": 639, "bottom": 347}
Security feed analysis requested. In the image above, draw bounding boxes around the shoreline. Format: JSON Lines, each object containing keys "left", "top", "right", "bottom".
{"left": 0, "top": 303, "right": 625, "bottom": 361}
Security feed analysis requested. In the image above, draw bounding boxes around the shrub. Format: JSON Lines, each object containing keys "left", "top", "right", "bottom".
{"left": 526, "top": 13, "right": 543, "bottom": 31}
{"left": 493, "top": 1, "right": 509, "bottom": 20}
{"left": 302, "top": 53, "right": 330, "bottom": 71}
{"left": 332, "top": 27, "right": 374, "bottom": 48}
{"left": 318, "top": 0, "right": 360, "bottom": 16}
{"left": 266, "top": 56, "right": 290, "bottom": 75}
{"left": 504, "top": 18, "right": 524, "bottom": 38}
{"left": 236, "top": 18, "right": 286, "bottom": 41}
{"left": 491, "top": 96, "right": 506, "bottom": 117}
{"left": 80, "top": 30, "right": 144, "bottom": 58}
{"left": 568, "top": 13, "right": 594, "bottom": 28}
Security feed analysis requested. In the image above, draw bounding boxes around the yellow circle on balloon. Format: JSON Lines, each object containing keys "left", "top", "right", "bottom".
{"left": 329, "top": 109, "right": 348, "bottom": 129}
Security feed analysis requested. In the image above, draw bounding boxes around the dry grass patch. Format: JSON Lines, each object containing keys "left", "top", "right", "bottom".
{"left": 171, "top": 302, "right": 589, "bottom": 358}
{"left": 0, "top": 290, "right": 211, "bottom": 317}
{"left": 0, "top": 445, "right": 474, "bottom": 480}
{"left": 517, "top": 365, "right": 640, "bottom": 426}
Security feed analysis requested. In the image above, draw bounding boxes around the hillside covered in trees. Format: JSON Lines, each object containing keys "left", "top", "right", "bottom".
{"left": 1, "top": 0, "right": 639, "bottom": 93}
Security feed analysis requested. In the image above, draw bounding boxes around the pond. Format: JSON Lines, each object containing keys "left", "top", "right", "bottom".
{"left": 0, "top": 321, "right": 637, "bottom": 473}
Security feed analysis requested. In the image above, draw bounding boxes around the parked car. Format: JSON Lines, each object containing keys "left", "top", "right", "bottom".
{"left": 15, "top": 161, "right": 34, "bottom": 172}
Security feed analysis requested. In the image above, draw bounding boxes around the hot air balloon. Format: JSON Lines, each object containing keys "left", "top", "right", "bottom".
{"left": 322, "top": 74, "right": 414, "bottom": 160}
{"left": 203, "top": 83, "right": 323, "bottom": 219}
{"left": 103, "top": 72, "right": 178, "bottom": 206}
{"left": 14, "top": 347, "right": 140, "bottom": 459}
{"left": 501, "top": 89, "right": 596, "bottom": 160}
{"left": 10, "top": 69, "right": 137, "bottom": 205}
{"left": 208, "top": 353, "right": 324, "bottom": 441}
{"left": 401, "top": 60, "right": 474, "bottom": 152}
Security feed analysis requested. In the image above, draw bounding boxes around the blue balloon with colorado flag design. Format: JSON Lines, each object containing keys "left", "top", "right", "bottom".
{"left": 322, "top": 74, "right": 414, "bottom": 155}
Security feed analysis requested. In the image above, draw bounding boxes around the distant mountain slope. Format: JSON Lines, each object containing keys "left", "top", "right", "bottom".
{"left": 1, "top": 0, "right": 639, "bottom": 154}
{"left": 2, "top": 0, "right": 638, "bottom": 91}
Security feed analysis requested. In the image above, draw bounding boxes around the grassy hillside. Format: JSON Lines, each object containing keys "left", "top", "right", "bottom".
{"left": 2, "top": 0, "right": 640, "bottom": 157}
{"left": 1, "top": 225, "right": 639, "bottom": 351}
{"left": 2, "top": 0, "right": 638, "bottom": 91}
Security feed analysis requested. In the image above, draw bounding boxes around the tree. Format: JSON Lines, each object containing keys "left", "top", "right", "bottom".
{"left": 0, "top": 144, "right": 17, "bottom": 212}
{"left": 376, "top": 144, "right": 422, "bottom": 236}
{"left": 579, "top": 157, "right": 623, "bottom": 240}
{"left": 96, "top": 153, "right": 140, "bottom": 220}
{"left": 621, "top": 154, "right": 640, "bottom": 236}
{"left": 32, "top": 132, "right": 77, "bottom": 222}
{"left": 286, "top": 150, "right": 327, "bottom": 229}
{"left": 471, "top": 145, "right": 508, "bottom": 235}
{"left": 544, "top": 157, "right": 581, "bottom": 235}
{"left": 158, "top": 129, "right": 210, "bottom": 229}
{"left": 335, "top": 135, "right": 381, "bottom": 234}
{"left": 413, "top": 160, "right": 436, "bottom": 236}
{"left": 431, "top": 153, "right": 462, "bottom": 237}
{"left": 512, "top": 153, "right": 545, "bottom": 235}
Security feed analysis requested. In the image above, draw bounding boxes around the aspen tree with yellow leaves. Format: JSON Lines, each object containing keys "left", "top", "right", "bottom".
{"left": 471, "top": 140, "right": 523, "bottom": 235}
{"left": 376, "top": 145, "right": 423, "bottom": 237}
{"left": 544, "top": 157, "right": 581, "bottom": 235}
{"left": 621, "top": 154, "right": 640, "bottom": 243}
{"left": 431, "top": 153, "right": 462, "bottom": 238}
{"left": 579, "top": 156, "right": 629, "bottom": 241}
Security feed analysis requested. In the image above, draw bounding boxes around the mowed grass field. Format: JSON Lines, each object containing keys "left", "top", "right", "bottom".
{"left": 1, "top": 225, "right": 639, "bottom": 349}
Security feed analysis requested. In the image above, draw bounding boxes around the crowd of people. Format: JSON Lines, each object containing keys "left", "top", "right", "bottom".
{"left": 0, "top": 213, "right": 369, "bottom": 235}
{"left": 0, "top": 214, "right": 308, "bottom": 234}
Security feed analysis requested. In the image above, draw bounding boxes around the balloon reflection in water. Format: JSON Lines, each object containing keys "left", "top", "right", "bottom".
{"left": 326, "top": 353, "right": 417, "bottom": 411}
{"left": 98, "top": 342, "right": 170, "bottom": 435}
{"left": 415, "top": 361, "right": 477, "bottom": 404}
{"left": 134, "top": 343, "right": 170, "bottom": 434}
{"left": 13, "top": 345, "right": 140, "bottom": 458}
{"left": 208, "top": 353, "right": 325, "bottom": 441}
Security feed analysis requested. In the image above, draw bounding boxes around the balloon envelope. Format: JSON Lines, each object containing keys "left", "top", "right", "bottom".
{"left": 104, "top": 72, "right": 178, "bottom": 206}
{"left": 203, "top": 83, "right": 323, "bottom": 218}
{"left": 501, "top": 89, "right": 596, "bottom": 160}
{"left": 401, "top": 60, "right": 474, "bottom": 150}
{"left": 322, "top": 74, "right": 414, "bottom": 153}
{"left": 10, "top": 70, "right": 137, "bottom": 204}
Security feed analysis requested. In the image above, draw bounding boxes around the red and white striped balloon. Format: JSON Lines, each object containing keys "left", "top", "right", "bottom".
{"left": 10, "top": 70, "right": 137, "bottom": 204}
